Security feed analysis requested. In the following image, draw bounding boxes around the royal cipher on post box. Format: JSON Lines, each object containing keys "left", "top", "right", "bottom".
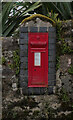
{"left": 19, "top": 14, "right": 56, "bottom": 95}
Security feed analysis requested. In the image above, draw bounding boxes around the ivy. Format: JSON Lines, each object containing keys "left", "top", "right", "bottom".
{"left": 9, "top": 50, "right": 20, "bottom": 76}
{"left": 56, "top": 56, "right": 60, "bottom": 70}
{"left": 68, "top": 65, "right": 73, "bottom": 75}
{"left": 13, "top": 50, "right": 20, "bottom": 75}
{"left": 2, "top": 56, "right": 6, "bottom": 65}
{"left": 61, "top": 39, "right": 73, "bottom": 54}
{"left": 59, "top": 88, "right": 70, "bottom": 102}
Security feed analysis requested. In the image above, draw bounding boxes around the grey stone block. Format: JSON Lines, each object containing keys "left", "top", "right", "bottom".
{"left": 48, "top": 87, "right": 53, "bottom": 94}
{"left": 28, "top": 88, "right": 33, "bottom": 95}
{"left": 27, "top": 87, "right": 54, "bottom": 95}
{"left": 24, "top": 77, "right": 28, "bottom": 82}
{"left": 22, "top": 87, "right": 28, "bottom": 94}
{"left": 20, "top": 33, "right": 24, "bottom": 39}
{"left": 48, "top": 74, "right": 56, "bottom": 80}
{"left": 20, "top": 33, "right": 28, "bottom": 40}
{"left": 22, "top": 86, "right": 54, "bottom": 95}
{"left": 20, "top": 63, "right": 28, "bottom": 69}
{"left": 28, "top": 88, "right": 34, "bottom": 95}
{"left": 20, "top": 50, "right": 28, "bottom": 57}
{"left": 20, "top": 74, "right": 24, "bottom": 79}
{"left": 20, "top": 44, "right": 28, "bottom": 51}
{"left": 20, "top": 82, "right": 25, "bottom": 88}
{"left": 49, "top": 56, "right": 56, "bottom": 62}
{"left": 20, "top": 57, "right": 28, "bottom": 63}
{"left": 48, "top": 27, "right": 56, "bottom": 39}
{"left": 20, "top": 76, "right": 28, "bottom": 83}
{"left": 20, "top": 70, "right": 28, "bottom": 77}
{"left": 48, "top": 27, "right": 56, "bottom": 32}
{"left": 34, "top": 88, "right": 41, "bottom": 94}
{"left": 40, "top": 88, "right": 46, "bottom": 94}
{"left": 19, "top": 39, "right": 25, "bottom": 45}
{"left": 48, "top": 55, "right": 56, "bottom": 61}
{"left": 20, "top": 45, "right": 25, "bottom": 50}
{"left": 20, "top": 27, "right": 28, "bottom": 33}
{"left": 49, "top": 50, "right": 56, "bottom": 56}
{"left": 19, "top": 76, "right": 28, "bottom": 87}
{"left": 20, "top": 65, "right": 28, "bottom": 70}
{"left": 20, "top": 69, "right": 25, "bottom": 75}
{"left": 20, "top": 74, "right": 27, "bottom": 78}
{"left": 48, "top": 81, "right": 56, "bottom": 86}
{"left": 49, "top": 44, "right": 56, "bottom": 50}
{"left": 20, "top": 62, "right": 28, "bottom": 68}
{"left": 49, "top": 33, "right": 56, "bottom": 38}
{"left": 24, "top": 70, "right": 28, "bottom": 77}
{"left": 49, "top": 62, "right": 56, "bottom": 68}
{"left": 39, "top": 27, "right": 47, "bottom": 32}
{"left": 20, "top": 60, "right": 28, "bottom": 66}
{"left": 49, "top": 68, "right": 56, "bottom": 74}
{"left": 20, "top": 64, "right": 25, "bottom": 69}
{"left": 49, "top": 38, "right": 56, "bottom": 44}
{"left": 19, "top": 38, "right": 28, "bottom": 44}
{"left": 30, "top": 27, "right": 38, "bottom": 32}
{"left": 28, "top": 87, "right": 41, "bottom": 95}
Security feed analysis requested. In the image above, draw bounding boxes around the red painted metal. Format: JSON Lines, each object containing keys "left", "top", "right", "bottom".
{"left": 28, "top": 33, "right": 48, "bottom": 87}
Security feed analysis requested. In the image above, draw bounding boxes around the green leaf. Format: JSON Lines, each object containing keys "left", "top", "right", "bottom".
{"left": 3, "top": 22, "right": 16, "bottom": 36}
{"left": 2, "top": 2, "right": 41, "bottom": 36}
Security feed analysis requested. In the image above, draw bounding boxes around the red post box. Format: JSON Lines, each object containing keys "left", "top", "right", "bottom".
{"left": 28, "top": 33, "right": 48, "bottom": 87}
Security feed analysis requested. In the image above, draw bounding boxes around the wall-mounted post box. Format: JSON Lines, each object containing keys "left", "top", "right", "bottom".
{"left": 19, "top": 15, "right": 56, "bottom": 95}
{"left": 28, "top": 33, "right": 48, "bottom": 87}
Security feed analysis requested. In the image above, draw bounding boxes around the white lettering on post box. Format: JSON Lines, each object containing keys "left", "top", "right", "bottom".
{"left": 34, "top": 52, "right": 41, "bottom": 66}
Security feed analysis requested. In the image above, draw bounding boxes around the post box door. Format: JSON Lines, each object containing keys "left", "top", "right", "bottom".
{"left": 28, "top": 33, "right": 48, "bottom": 87}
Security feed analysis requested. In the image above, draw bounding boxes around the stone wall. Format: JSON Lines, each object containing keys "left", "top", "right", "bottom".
{"left": 2, "top": 37, "right": 19, "bottom": 97}
{"left": 2, "top": 20, "right": 73, "bottom": 120}
{"left": 56, "top": 20, "right": 73, "bottom": 98}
